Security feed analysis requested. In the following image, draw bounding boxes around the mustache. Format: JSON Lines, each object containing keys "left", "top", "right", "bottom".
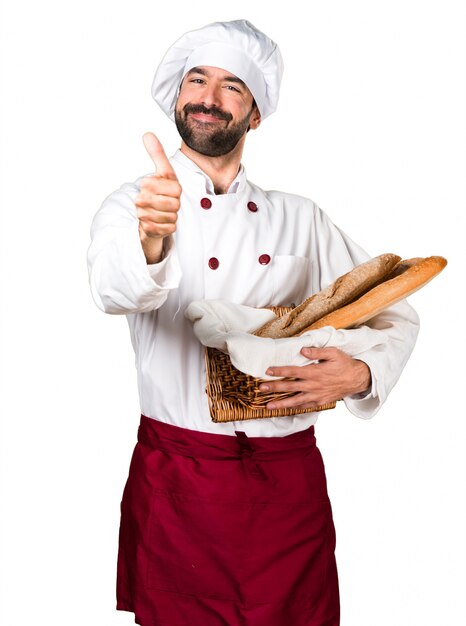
{"left": 183, "top": 103, "right": 233, "bottom": 122}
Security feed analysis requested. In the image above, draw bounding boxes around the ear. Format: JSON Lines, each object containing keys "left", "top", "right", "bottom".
{"left": 249, "top": 106, "right": 262, "bottom": 130}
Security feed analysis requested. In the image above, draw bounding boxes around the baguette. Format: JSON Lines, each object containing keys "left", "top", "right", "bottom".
{"left": 254, "top": 253, "right": 401, "bottom": 339}
{"left": 372, "top": 257, "right": 424, "bottom": 284}
{"left": 300, "top": 256, "right": 447, "bottom": 332}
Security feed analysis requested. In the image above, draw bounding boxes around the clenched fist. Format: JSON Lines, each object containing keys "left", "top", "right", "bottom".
{"left": 135, "top": 132, "right": 182, "bottom": 264}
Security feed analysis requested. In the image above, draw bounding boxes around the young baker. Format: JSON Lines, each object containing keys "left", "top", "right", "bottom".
{"left": 88, "top": 19, "right": 419, "bottom": 626}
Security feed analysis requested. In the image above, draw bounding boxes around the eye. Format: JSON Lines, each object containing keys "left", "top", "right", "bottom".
{"left": 225, "top": 85, "right": 241, "bottom": 93}
{"left": 189, "top": 78, "right": 205, "bottom": 84}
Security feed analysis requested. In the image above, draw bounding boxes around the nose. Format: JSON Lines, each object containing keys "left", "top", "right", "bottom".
{"left": 200, "top": 82, "right": 222, "bottom": 109}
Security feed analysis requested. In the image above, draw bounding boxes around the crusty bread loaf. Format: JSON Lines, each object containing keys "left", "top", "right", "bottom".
{"left": 254, "top": 253, "right": 401, "bottom": 339}
{"left": 372, "top": 257, "right": 424, "bottom": 285}
{"left": 299, "top": 256, "right": 447, "bottom": 332}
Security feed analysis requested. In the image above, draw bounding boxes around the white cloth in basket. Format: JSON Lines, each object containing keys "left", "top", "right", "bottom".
{"left": 185, "top": 299, "right": 389, "bottom": 380}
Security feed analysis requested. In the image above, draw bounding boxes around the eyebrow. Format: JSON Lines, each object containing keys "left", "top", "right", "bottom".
{"left": 186, "top": 67, "right": 247, "bottom": 88}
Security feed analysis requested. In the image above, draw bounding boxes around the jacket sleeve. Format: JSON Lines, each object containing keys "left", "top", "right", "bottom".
{"left": 310, "top": 204, "right": 420, "bottom": 419}
{"left": 87, "top": 177, "right": 182, "bottom": 314}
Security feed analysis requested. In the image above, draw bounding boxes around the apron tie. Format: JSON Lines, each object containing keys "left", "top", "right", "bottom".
{"left": 235, "top": 430, "right": 268, "bottom": 481}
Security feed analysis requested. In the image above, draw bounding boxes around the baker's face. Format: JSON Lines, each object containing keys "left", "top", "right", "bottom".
{"left": 175, "top": 65, "right": 261, "bottom": 157}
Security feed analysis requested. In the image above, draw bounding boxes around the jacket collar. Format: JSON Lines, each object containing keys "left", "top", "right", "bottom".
{"left": 171, "top": 149, "right": 247, "bottom": 195}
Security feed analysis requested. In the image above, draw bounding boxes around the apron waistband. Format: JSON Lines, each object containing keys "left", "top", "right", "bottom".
{"left": 138, "top": 415, "right": 316, "bottom": 462}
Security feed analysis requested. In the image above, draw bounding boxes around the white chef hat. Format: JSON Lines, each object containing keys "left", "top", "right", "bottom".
{"left": 151, "top": 19, "right": 284, "bottom": 121}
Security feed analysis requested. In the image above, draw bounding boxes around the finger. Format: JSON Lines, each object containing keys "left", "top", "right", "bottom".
{"left": 139, "top": 176, "right": 182, "bottom": 197}
{"left": 135, "top": 194, "right": 180, "bottom": 212}
{"left": 142, "top": 132, "right": 177, "bottom": 179}
{"left": 265, "top": 365, "right": 311, "bottom": 378}
{"left": 138, "top": 220, "right": 176, "bottom": 238}
{"left": 136, "top": 207, "right": 178, "bottom": 224}
{"left": 267, "top": 393, "right": 319, "bottom": 411}
{"left": 300, "top": 347, "right": 339, "bottom": 361}
{"left": 258, "top": 380, "right": 304, "bottom": 394}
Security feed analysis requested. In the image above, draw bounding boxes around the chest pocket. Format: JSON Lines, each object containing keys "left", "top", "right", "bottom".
{"left": 270, "top": 255, "right": 310, "bottom": 307}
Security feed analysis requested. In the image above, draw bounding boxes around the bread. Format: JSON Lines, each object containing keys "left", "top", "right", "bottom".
{"left": 299, "top": 256, "right": 447, "bottom": 332}
{"left": 371, "top": 257, "right": 424, "bottom": 284}
{"left": 254, "top": 253, "right": 401, "bottom": 339}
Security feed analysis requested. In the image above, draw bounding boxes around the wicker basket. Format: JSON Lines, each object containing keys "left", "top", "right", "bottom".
{"left": 204, "top": 306, "right": 337, "bottom": 423}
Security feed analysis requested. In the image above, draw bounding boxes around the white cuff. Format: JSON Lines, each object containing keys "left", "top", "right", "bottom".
{"left": 343, "top": 353, "right": 383, "bottom": 419}
{"left": 146, "top": 236, "right": 181, "bottom": 289}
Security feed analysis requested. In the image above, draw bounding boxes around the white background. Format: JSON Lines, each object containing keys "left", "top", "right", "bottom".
{"left": 0, "top": 1, "right": 465, "bottom": 625}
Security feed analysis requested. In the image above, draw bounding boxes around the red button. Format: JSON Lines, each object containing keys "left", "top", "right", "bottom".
{"left": 208, "top": 257, "right": 219, "bottom": 270}
{"left": 200, "top": 197, "right": 212, "bottom": 209}
{"left": 247, "top": 201, "right": 258, "bottom": 212}
{"left": 258, "top": 254, "right": 271, "bottom": 265}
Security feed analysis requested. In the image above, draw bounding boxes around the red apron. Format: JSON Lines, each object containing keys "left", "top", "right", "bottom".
{"left": 117, "top": 415, "right": 340, "bottom": 626}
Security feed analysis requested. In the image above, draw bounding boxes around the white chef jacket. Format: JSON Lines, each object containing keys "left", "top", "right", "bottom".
{"left": 87, "top": 150, "right": 420, "bottom": 437}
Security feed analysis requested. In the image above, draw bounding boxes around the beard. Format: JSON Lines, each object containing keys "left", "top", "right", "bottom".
{"left": 175, "top": 103, "right": 253, "bottom": 157}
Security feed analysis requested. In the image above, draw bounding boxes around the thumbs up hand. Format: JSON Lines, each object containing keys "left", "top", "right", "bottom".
{"left": 135, "top": 132, "right": 182, "bottom": 264}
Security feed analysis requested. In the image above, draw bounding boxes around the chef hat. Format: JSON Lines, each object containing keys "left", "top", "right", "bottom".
{"left": 151, "top": 19, "right": 284, "bottom": 121}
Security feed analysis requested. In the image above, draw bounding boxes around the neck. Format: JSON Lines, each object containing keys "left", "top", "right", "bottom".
{"left": 180, "top": 137, "right": 246, "bottom": 195}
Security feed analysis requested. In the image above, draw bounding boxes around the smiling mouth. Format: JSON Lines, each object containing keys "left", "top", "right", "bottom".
{"left": 189, "top": 112, "right": 227, "bottom": 124}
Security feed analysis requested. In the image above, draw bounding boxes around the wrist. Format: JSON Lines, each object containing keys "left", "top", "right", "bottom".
{"left": 353, "top": 359, "right": 372, "bottom": 395}
{"left": 140, "top": 230, "right": 165, "bottom": 264}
